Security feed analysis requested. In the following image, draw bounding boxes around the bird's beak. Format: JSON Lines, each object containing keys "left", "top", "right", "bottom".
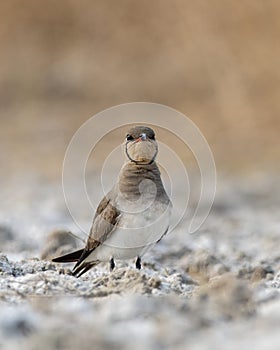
{"left": 141, "top": 133, "right": 147, "bottom": 141}
{"left": 135, "top": 133, "right": 147, "bottom": 142}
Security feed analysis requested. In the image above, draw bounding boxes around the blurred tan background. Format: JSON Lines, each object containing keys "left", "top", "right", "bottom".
{"left": 0, "top": 0, "right": 279, "bottom": 182}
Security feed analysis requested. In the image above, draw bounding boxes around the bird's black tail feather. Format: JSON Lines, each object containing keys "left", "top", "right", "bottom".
{"left": 52, "top": 249, "right": 84, "bottom": 263}
{"left": 72, "top": 261, "right": 99, "bottom": 277}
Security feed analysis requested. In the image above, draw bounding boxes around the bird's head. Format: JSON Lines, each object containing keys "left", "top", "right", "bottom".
{"left": 124, "top": 126, "right": 158, "bottom": 165}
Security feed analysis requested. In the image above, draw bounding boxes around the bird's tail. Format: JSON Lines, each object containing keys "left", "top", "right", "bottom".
{"left": 72, "top": 260, "right": 99, "bottom": 277}
{"left": 52, "top": 248, "right": 100, "bottom": 277}
{"left": 52, "top": 249, "right": 84, "bottom": 263}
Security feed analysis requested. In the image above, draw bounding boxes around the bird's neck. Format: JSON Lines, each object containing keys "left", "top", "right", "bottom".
{"left": 118, "top": 161, "right": 168, "bottom": 202}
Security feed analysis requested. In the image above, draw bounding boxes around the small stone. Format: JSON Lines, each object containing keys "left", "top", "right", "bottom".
{"left": 266, "top": 273, "right": 274, "bottom": 281}
{"left": 40, "top": 230, "right": 79, "bottom": 260}
{"left": 149, "top": 276, "right": 161, "bottom": 289}
{"left": 251, "top": 266, "right": 267, "bottom": 282}
{"left": 0, "top": 255, "right": 13, "bottom": 275}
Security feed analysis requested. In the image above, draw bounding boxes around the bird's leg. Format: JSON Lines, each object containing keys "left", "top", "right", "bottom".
{"left": 110, "top": 257, "right": 115, "bottom": 271}
{"left": 135, "top": 256, "right": 141, "bottom": 270}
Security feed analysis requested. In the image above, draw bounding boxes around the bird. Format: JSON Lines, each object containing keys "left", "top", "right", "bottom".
{"left": 52, "top": 126, "right": 172, "bottom": 277}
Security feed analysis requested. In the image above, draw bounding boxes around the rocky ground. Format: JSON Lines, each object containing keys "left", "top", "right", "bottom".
{"left": 0, "top": 173, "right": 280, "bottom": 350}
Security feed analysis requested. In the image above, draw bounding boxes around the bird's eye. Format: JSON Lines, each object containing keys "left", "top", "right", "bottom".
{"left": 126, "top": 134, "right": 134, "bottom": 141}
{"left": 150, "top": 134, "right": 155, "bottom": 140}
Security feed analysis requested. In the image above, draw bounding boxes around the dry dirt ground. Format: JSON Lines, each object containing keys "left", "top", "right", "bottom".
{"left": 0, "top": 173, "right": 279, "bottom": 350}
{"left": 1, "top": 2, "right": 280, "bottom": 349}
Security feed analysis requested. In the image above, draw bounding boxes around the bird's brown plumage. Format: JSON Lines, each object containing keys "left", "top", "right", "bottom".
{"left": 52, "top": 126, "right": 171, "bottom": 277}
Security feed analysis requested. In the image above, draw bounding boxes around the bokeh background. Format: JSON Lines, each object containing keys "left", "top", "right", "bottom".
{"left": 1, "top": 3, "right": 280, "bottom": 349}
{"left": 1, "top": 0, "right": 279, "bottom": 184}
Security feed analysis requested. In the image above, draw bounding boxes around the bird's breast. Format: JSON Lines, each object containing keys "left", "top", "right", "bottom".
{"left": 106, "top": 201, "right": 171, "bottom": 250}
{"left": 86, "top": 200, "right": 171, "bottom": 262}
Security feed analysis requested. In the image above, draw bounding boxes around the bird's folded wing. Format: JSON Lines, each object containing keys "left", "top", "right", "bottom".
{"left": 86, "top": 199, "right": 121, "bottom": 250}
{"left": 72, "top": 191, "right": 121, "bottom": 270}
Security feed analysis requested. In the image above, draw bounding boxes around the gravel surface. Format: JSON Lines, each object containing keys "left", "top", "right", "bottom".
{"left": 0, "top": 173, "right": 280, "bottom": 350}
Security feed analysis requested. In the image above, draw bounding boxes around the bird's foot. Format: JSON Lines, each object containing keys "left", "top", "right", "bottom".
{"left": 135, "top": 256, "right": 141, "bottom": 270}
{"left": 110, "top": 257, "right": 115, "bottom": 271}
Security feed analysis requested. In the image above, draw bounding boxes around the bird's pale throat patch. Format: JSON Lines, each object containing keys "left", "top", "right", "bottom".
{"left": 126, "top": 140, "right": 158, "bottom": 164}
